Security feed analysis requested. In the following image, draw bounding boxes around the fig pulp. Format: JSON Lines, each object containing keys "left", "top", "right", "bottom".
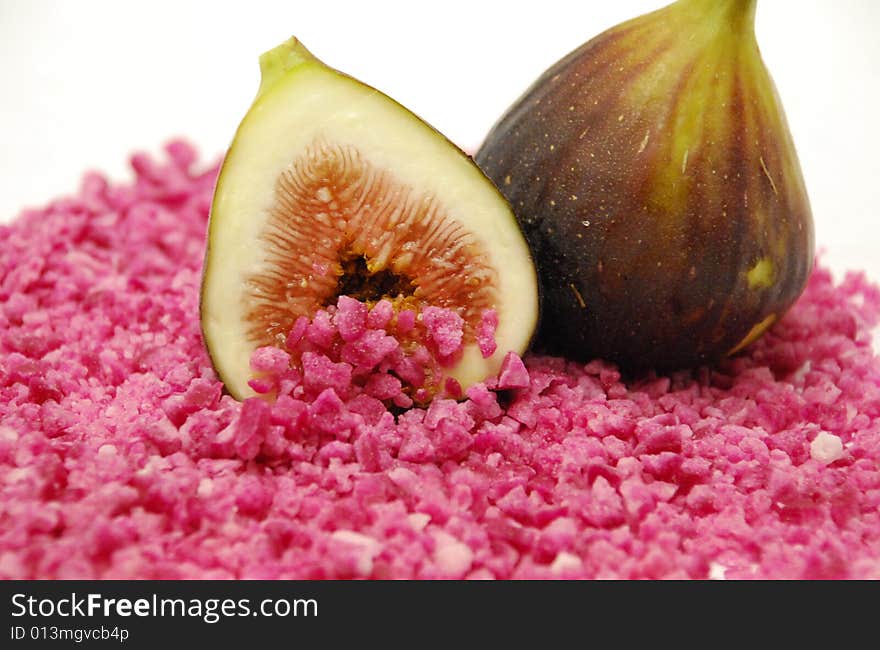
{"left": 201, "top": 38, "right": 538, "bottom": 400}
{"left": 476, "top": 0, "right": 814, "bottom": 371}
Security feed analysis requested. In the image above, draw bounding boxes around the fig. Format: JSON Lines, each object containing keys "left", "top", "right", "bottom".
{"left": 201, "top": 37, "right": 538, "bottom": 400}
{"left": 476, "top": 0, "right": 813, "bottom": 371}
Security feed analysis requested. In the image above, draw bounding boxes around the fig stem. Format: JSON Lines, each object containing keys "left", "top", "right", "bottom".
{"left": 675, "top": 0, "right": 757, "bottom": 33}
{"left": 257, "top": 37, "right": 319, "bottom": 99}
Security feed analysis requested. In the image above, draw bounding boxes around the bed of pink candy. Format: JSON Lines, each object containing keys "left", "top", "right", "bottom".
{"left": 2, "top": 142, "right": 880, "bottom": 579}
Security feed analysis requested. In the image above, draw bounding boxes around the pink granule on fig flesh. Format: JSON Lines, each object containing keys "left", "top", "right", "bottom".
{"left": 2, "top": 142, "right": 880, "bottom": 580}
{"left": 255, "top": 295, "right": 479, "bottom": 406}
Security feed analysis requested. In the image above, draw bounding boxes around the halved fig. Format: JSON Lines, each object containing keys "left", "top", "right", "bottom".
{"left": 200, "top": 37, "right": 539, "bottom": 400}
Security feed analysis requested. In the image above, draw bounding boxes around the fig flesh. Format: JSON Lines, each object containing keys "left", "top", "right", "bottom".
{"left": 476, "top": 0, "right": 814, "bottom": 371}
{"left": 201, "top": 38, "right": 538, "bottom": 400}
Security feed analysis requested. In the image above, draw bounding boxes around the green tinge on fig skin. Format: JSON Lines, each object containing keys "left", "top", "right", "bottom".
{"left": 476, "top": 0, "right": 814, "bottom": 372}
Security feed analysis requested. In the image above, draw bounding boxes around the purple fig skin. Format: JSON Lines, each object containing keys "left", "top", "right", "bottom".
{"left": 476, "top": 0, "right": 814, "bottom": 371}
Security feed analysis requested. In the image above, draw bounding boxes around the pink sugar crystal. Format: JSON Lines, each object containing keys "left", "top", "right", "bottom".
{"left": 396, "top": 309, "right": 416, "bottom": 334}
{"left": 366, "top": 299, "right": 393, "bottom": 330}
{"left": 496, "top": 351, "right": 530, "bottom": 390}
{"left": 335, "top": 295, "right": 368, "bottom": 342}
{"left": 285, "top": 316, "right": 309, "bottom": 350}
{"left": 306, "top": 310, "right": 336, "bottom": 349}
{"left": 340, "top": 329, "right": 399, "bottom": 368}
{"left": 249, "top": 346, "right": 291, "bottom": 375}
{"left": 422, "top": 306, "right": 465, "bottom": 361}
{"left": 364, "top": 373, "right": 403, "bottom": 401}
{"left": 3, "top": 141, "right": 880, "bottom": 579}
{"left": 301, "top": 352, "right": 353, "bottom": 397}
{"left": 477, "top": 309, "right": 499, "bottom": 358}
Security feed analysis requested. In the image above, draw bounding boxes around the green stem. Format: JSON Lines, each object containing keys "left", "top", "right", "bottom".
{"left": 257, "top": 37, "right": 319, "bottom": 99}
{"left": 675, "top": 0, "right": 757, "bottom": 33}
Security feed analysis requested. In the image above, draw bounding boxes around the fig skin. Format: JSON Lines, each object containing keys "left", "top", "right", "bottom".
{"left": 476, "top": 0, "right": 814, "bottom": 371}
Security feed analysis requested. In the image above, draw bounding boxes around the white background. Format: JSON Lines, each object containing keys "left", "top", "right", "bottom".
{"left": 1, "top": 0, "right": 878, "bottom": 281}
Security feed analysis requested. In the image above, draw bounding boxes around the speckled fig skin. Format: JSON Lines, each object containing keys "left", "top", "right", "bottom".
{"left": 476, "top": 0, "right": 813, "bottom": 371}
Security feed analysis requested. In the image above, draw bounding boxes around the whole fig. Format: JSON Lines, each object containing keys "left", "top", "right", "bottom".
{"left": 476, "top": 0, "right": 813, "bottom": 370}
